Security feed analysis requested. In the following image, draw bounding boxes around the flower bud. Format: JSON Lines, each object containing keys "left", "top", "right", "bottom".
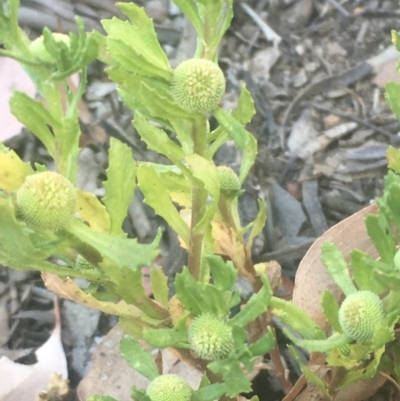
{"left": 188, "top": 313, "right": 234, "bottom": 360}
{"left": 338, "top": 290, "right": 384, "bottom": 342}
{"left": 171, "top": 58, "right": 225, "bottom": 114}
{"left": 17, "top": 172, "right": 76, "bottom": 231}
{"left": 146, "top": 374, "right": 192, "bottom": 401}
{"left": 30, "top": 33, "right": 70, "bottom": 63}
{"left": 218, "top": 166, "right": 241, "bottom": 195}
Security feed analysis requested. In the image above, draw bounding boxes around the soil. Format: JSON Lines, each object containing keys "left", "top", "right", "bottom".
{"left": 1, "top": 0, "right": 400, "bottom": 400}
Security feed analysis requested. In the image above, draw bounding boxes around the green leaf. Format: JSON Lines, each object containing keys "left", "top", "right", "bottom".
{"left": 385, "top": 82, "right": 400, "bottom": 121}
{"left": 321, "top": 242, "right": 357, "bottom": 296}
{"left": 142, "top": 327, "right": 188, "bottom": 348}
{"left": 235, "top": 84, "right": 256, "bottom": 125}
{"left": 102, "top": 137, "right": 136, "bottom": 235}
{"left": 284, "top": 331, "right": 349, "bottom": 353}
{"left": 229, "top": 275, "right": 272, "bottom": 327}
{"left": 270, "top": 296, "right": 326, "bottom": 340}
{"left": 239, "top": 132, "right": 257, "bottom": 183}
{"left": 107, "top": 37, "right": 171, "bottom": 80}
{"left": 108, "top": 68, "right": 192, "bottom": 124}
{"left": 245, "top": 199, "right": 266, "bottom": 253}
{"left": 386, "top": 145, "right": 400, "bottom": 174}
{"left": 133, "top": 113, "right": 185, "bottom": 163}
{"left": 213, "top": 107, "right": 250, "bottom": 149}
{"left": 321, "top": 290, "right": 341, "bottom": 333}
{"left": 171, "top": 0, "right": 203, "bottom": 39}
{"left": 365, "top": 212, "right": 396, "bottom": 264}
{"left": 120, "top": 336, "right": 160, "bottom": 381}
{"left": 340, "top": 346, "right": 385, "bottom": 388}
{"left": 175, "top": 267, "right": 233, "bottom": 317}
{"left": 193, "top": 383, "right": 227, "bottom": 401}
{"left": 0, "top": 199, "right": 53, "bottom": 272}
{"left": 208, "top": 358, "right": 252, "bottom": 397}
{"left": 137, "top": 163, "right": 190, "bottom": 246}
{"left": 206, "top": 255, "right": 237, "bottom": 293}
{"left": 41, "top": 21, "right": 99, "bottom": 80}
{"left": 99, "top": 260, "right": 165, "bottom": 320}
{"left": 170, "top": 119, "right": 193, "bottom": 155}
{"left": 185, "top": 154, "right": 219, "bottom": 233}
{"left": 58, "top": 114, "right": 81, "bottom": 181}
{"left": 391, "top": 30, "right": 400, "bottom": 52}
{"left": 87, "top": 396, "right": 120, "bottom": 401}
{"left": 103, "top": 3, "right": 171, "bottom": 79}
{"left": 248, "top": 328, "right": 275, "bottom": 356}
{"left": 350, "top": 250, "right": 387, "bottom": 294}
{"left": 146, "top": 163, "right": 191, "bottom": 207}
{"left": 67, "top": 220, "right": 159, "bottom": 271}
{"left": 9, "top": 92, "right": 57, "bottom": 157}
{"left": 150, "top": 266, "right": 169, "bottom": 307}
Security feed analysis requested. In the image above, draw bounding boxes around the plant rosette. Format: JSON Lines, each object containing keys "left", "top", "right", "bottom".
{"left": 171, "top": 58, "right": 225, "bottom": 114}
{"left": 16, "top": 171, "right": 77, "bottom": 232}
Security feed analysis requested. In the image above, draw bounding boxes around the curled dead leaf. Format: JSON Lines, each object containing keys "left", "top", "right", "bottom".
{"left": 292, "top": 203, "right": 379, "bottom": 331}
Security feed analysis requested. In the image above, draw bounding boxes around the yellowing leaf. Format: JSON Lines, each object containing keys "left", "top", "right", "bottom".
{"left": 0, "top": 149, "right": 34, "bottom": 192}
{"left": 42, "top": 273, "right": 152, "bottom": 320}
{"left": 212, "top": 220, "right": 250, "bottom": 279}
{"left": 77, "top": 189, "right": 111, "bottom": 232}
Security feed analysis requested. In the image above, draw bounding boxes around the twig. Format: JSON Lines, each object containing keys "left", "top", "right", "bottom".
{"left": 311, "top": 103, "right": 396, "bottom": 141}
{"left": 325, "top": 0, "right": 350, "bottom": 17}
{"left": 240, "top": 3, "right": 281, "bottom": 48}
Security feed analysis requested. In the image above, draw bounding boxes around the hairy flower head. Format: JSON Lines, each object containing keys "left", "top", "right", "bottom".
{"left": 146, "top": 374, "right": 192, "bottom": 401}
{"left": 217, "top": 166, "right": 241, "bottom": 195}
{"left": 171, "top": 58, "right": 225, "bottom": 114}
{"left": 338, "top": 290, "right": 384, "bottom": 342}
{"left": 17, "top": 171, "right": 76, "bottom": 231}
{"left": 188, "top": 313, "right": 234, "bottom": 360}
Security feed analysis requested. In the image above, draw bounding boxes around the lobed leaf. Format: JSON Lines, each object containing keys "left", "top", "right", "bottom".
{"left": 103, "top": 137, "right": 136, "bottom": 235}
{"left": 137, "top": 163, "right": 190, "bottom": 246}
{"left": 321, "top": 242, "right": 357, "bottom": 296}
{"left": 120, "top": 336, "right": 160, "bottom": 381}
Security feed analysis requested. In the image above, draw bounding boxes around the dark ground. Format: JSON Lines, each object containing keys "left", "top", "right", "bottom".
{"left": 1, "top": 0, "right": 400, "bottom": 400}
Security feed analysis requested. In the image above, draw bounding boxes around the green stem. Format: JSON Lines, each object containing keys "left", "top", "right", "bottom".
{"left": 188, "top": 117, "right": 208, "bottom": 281}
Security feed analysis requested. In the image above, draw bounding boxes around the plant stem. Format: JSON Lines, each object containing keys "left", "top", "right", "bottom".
{"left": 188, "top": 117, "right": 208, "bottom": 281}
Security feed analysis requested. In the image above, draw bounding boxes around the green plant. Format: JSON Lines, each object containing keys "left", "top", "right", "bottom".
{"left": 2, "top": 0, "right": 400, "bottom": 400}
{"left": 146, "top": 374, "right": 193, "bottom": 401}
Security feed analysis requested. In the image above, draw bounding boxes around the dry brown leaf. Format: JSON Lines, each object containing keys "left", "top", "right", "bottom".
{"left": 0, "top": 58, "right": 36, "bottom": 142}
{"left": 292, "top": 203, "right": 378, "bottom": 331}
{"left": 0, "top": 299, "right": 68, "bottom": 401}
{"left": 42, "top": 273, "right": 147, "bottom": 318}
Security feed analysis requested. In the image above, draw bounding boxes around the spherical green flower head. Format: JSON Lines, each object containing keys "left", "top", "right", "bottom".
{"left": 30, "top": 33, "right": 70, "bottom": 63}
{"left": 338, "top": 290, "right": 384, "bottom": 342}
{"left": 171, "top": 58, "right": 225, "bottom": 114}
{"left": 146, "top": 374, "right": 192, "bottom": 401}
{"left": 188, "top": 313, "right": 234, "bottom": 360}
{"left": 217, "top": 166, "right": 241, "bottom": 195}
{"left": 17, "top": 171, "right": 76, "bottom": 231}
